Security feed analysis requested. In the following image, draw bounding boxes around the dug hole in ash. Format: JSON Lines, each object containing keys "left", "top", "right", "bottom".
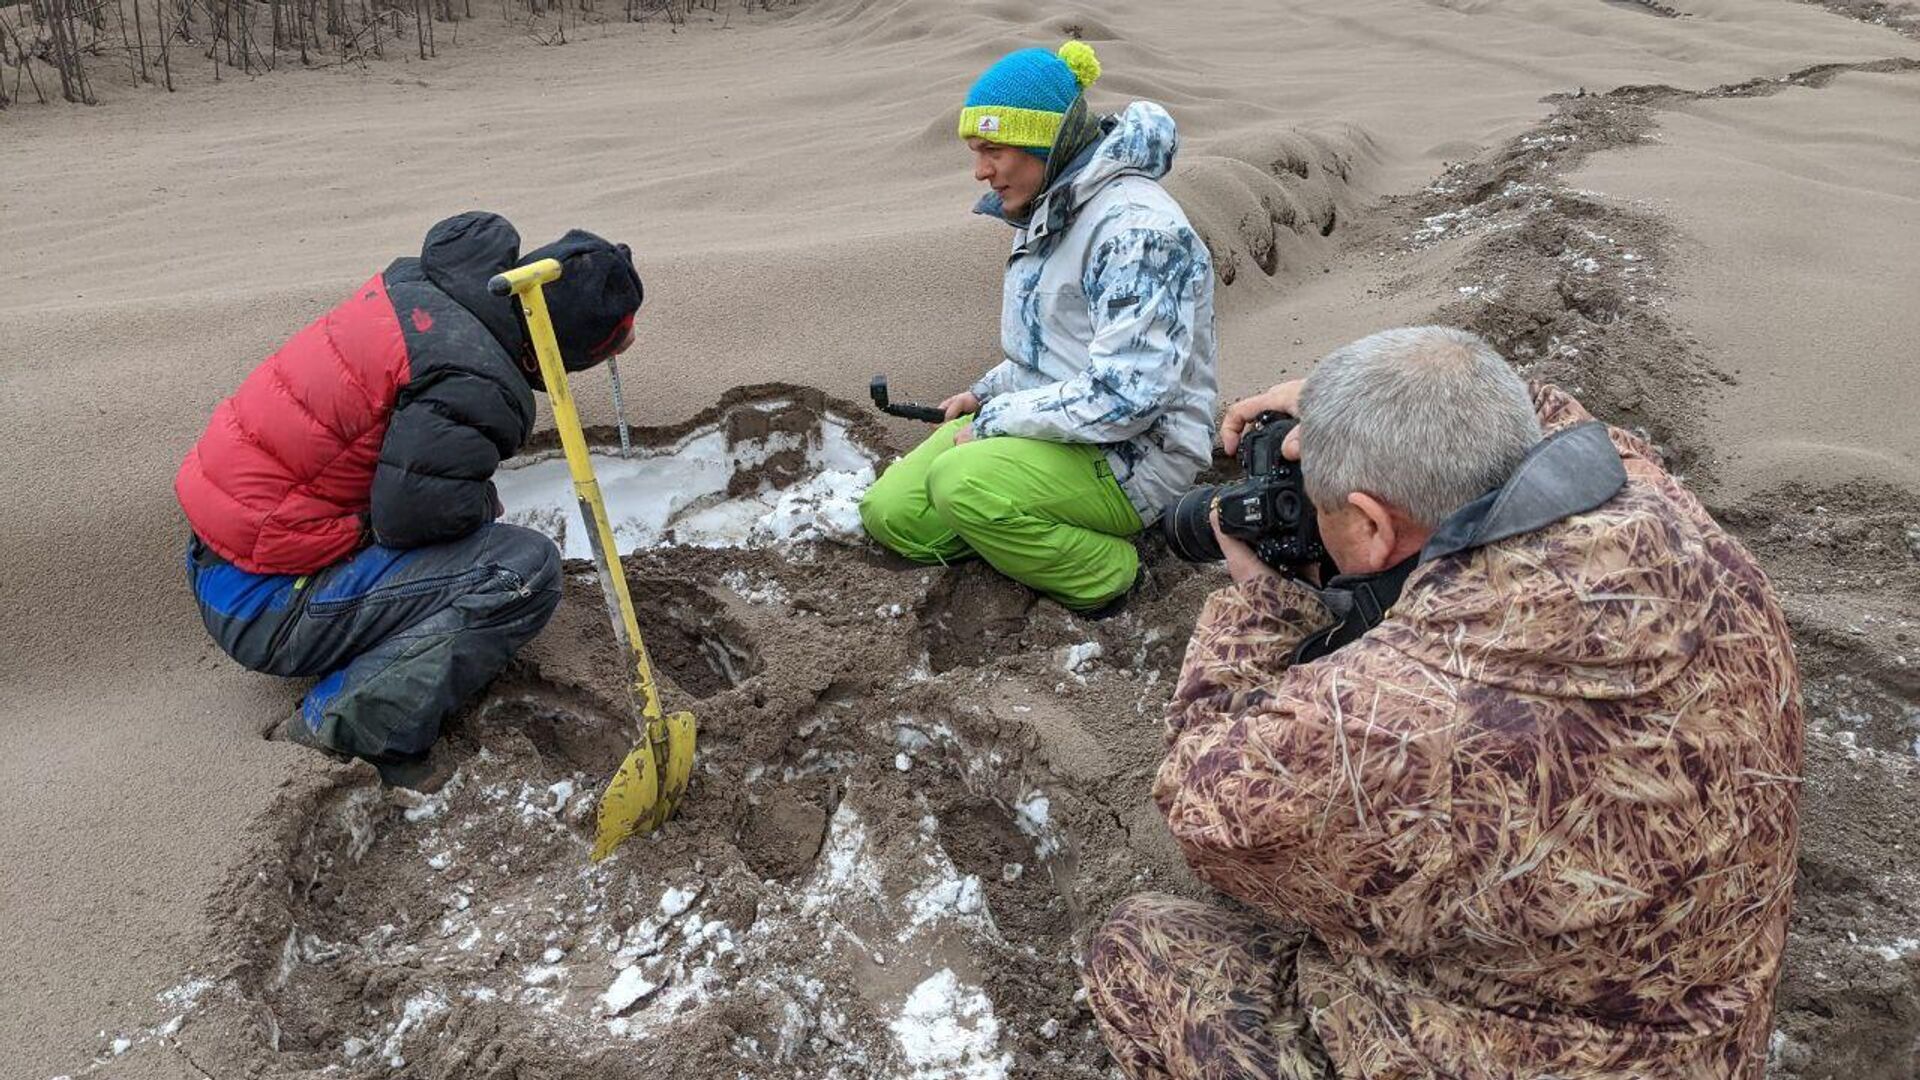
{"left": 139, "top": 384, "right": 1217, "bottom": 1080}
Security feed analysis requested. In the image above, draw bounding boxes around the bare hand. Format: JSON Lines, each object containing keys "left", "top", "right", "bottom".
{"left": 1221, "top": 379, "right": 1305, "bottom": 456}
{"left": 1213, "top": 507, "right": 1280, "bottom": 588}
{"left": 940, "top": 391, "right": 981, "bottom": 421}
{"left": 953, "top": 422, "right": 976, "bottom": 446}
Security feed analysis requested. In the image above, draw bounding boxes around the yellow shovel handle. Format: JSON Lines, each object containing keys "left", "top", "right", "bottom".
{"left": 489, "top": 259, "right": 669, "bottom": 723}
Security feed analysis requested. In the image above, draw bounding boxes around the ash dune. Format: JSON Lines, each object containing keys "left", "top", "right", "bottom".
{"left": 1569, "top": 68, "right": 1920, "bottom": 498}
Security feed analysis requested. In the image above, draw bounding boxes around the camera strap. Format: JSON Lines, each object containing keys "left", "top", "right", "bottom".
{"left": 1292, "top": 555, "right": 1421, "bottom": 665}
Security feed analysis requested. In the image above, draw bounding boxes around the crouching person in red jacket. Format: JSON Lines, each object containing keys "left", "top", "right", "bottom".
{"left": 174, "top": 211, "right": 643, "bottom": 786}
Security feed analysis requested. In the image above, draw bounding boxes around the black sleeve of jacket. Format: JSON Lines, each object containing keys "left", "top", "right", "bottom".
{"left": 369, "top": 367, "right": 526, "bottom": 548}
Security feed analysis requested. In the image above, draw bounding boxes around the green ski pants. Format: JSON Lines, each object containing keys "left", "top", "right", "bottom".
{"left": 858, "top": 417, "right": 1144, "bottom": 611}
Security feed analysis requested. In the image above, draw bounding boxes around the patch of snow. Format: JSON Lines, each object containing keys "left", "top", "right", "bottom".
{"left": 335, "top": 785, "right": 384, "bottom": 860}
{"left": 523, "top": 964, "right": 567, "bottom": 986}
{"left": 719, "top": 568, "right": 790, "bottom": 606}
{"left": 603, "top": 967, "right": 660, "bottom": 1015}
{"left": 380, "top": 991, "right": 448, "bottom": 1069}
{"left": 1062, "top": 642, "right": 1103, "bottom": 673}
{"left": 1410, "top": 208, "right": 1474, "bottom": 245}
{"left": 888, "top": 969, "right": 1011, "bottom": 1080}
{"left": 157, "top": 979, "right": 214, "bottom": 1010}
{"left": 803, "top": 804, "right": 884, "bottom": 910}
{"left": 659, "top": 885, "right": 700, "bottom": 919}
{"left": 1015, "top": 793, "right": 1050, "bottom": 834}
{"left": 1871, "top": 937, "right": 1920, "bottom": 962}
{"left": 1013, "top": 792, "right": 1062, "bottom": 859}
{"left": 496, "top": 407, "right": 878, "bottom": 558}
{"left": 905, "top": 873, "right": 987, "bottom": 930}
{"left": 401, "top": 778, "right": 461, "bottom": 823}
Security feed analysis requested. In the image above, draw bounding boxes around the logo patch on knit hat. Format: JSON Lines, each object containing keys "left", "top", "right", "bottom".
{"left": 977, "top": 115, "right": 1002, "bottom": 134}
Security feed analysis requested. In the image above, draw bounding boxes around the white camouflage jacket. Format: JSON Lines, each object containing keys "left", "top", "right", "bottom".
{"left": 969, "top": 101, "right": 1219, "bottom": 524}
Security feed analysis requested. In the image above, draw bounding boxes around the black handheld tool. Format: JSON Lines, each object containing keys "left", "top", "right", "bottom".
{"left": 870, "top": 375, "right": 948, "bottom": 423}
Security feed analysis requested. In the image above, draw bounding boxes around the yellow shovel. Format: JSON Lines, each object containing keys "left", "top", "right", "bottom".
{"left": 489, "top": 258, "right": 697, "bottom": 861}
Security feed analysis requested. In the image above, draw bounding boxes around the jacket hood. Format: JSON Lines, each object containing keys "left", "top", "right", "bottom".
{"left": 416, "top": 213, "right": 644, "bottom": 394}
{"left": 1378, "top": 422, "right": 1712, "bottom": 701}
{"left": 975, "top": 101, "right": 1180, "bottom": 229}
{"left": 1421, "top": 422, "right": 1627, "bottom": 562}
{"left": 1070, "top": 100, "right": 1178, "bottom": 197}
{"left": 419, "top": 211, "right": 529, "bottom": 360}
{"left": 515, "top": 229, "right": 644, "bottom": 392}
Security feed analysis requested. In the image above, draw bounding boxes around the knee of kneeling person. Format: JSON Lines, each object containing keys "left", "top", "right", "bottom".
{"left": 1081, "top": 894, "right": 1175, "bottom": 1029}
{"left": 1085, "top": 893, "right": 1165, "bottom": 973}
{"left": 491, "top": 526, "right": 563, "bottom": 605}
{"left": 857, "top": 486, "right": 919, "bottom": 555}
{"left": 857, "top": 483, "right": 895, "bottom": 535}
{"left": 924, "top": 447, "right": 1001, "bottom": 528}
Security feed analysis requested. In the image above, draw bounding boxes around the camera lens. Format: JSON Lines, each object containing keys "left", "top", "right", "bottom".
{"left": 1162, "top": 486, "right": 1225, "bottom": 562}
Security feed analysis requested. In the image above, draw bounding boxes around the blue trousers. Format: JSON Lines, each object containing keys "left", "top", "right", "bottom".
{"left": 186, "top": 524, "right": 562, "bottom": 761}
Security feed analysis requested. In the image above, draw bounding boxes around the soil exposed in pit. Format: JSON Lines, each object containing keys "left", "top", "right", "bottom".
{"left": 147, "top": 377, "right": 1920, "bottom": 1080}
{"left": 152, "top": 391, "right": 1216, "bottom": 1079}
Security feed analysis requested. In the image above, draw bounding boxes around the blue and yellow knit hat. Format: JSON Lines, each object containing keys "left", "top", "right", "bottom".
{"left": 958, "top": 41, "right": 1102, "bottom": 156}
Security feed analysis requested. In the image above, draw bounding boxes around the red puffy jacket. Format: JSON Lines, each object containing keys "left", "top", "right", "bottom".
{"left": 177, "top": 276, "right": 408, "bottom": 573}
{"left": 176, "top": 213, "right": 537, "bottom": 574}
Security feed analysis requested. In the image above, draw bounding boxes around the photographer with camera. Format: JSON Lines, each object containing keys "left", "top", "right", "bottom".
{"left": 1085, "top": 327, "right": 1802, "bottom": 1080}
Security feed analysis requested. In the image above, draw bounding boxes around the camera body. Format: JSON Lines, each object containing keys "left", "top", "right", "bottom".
{"left": 1163, "top": 411, "right": 1328, "bottom": 570}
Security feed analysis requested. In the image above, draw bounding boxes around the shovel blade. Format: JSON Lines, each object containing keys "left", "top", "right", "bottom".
{"left": 592, "top": 738, "right": 662, "bottom": 861}
{"left": 590, "top": 712, "right": 698, "bottom": 861}
{"left": 660, "top": 710, "right": 697, "bottom": 804}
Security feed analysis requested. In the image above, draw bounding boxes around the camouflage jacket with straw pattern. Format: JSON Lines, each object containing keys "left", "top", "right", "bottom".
{"left": 1156, "top": 383, "right": 1803, "bottom": 1079}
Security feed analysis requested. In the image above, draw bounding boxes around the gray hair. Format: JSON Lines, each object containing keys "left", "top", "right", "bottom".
{"left": 1298, "top": 327, "right": 1541, "bottom": 527}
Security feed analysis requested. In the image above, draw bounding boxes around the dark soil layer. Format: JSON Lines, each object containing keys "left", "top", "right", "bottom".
{"left": 161, "top": 392, "right": 1226, "bottom": 1077}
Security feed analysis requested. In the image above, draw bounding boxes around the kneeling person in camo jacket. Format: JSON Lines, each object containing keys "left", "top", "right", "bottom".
{"left": 1087, "top": 328, "right": 1802, "bottom": 1080}
{"left": 174, "top": 211, "right": 644, "bottom": 786}
{"left": 859, "top": 41, "right": 1218, "bottom": 615}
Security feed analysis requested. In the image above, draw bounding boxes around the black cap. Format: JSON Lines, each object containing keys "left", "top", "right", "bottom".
{"left": 516, "top": 229, "right": 644, "bottom": 390}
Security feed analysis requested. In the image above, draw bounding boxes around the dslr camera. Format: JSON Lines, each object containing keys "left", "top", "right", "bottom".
{"left": 1163, "top": 411, "right": 1328, "bottom": 571}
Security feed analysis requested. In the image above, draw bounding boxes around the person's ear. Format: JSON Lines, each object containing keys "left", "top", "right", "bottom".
{"left": 1344, "top": 491, "right": 1398, "bottom": 575}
